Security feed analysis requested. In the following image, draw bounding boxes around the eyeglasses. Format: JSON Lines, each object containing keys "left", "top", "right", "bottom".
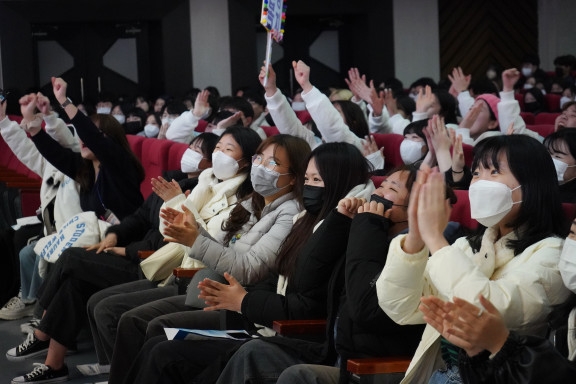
{"left": 252, "top": 154, "right": 289, "bottom": 171}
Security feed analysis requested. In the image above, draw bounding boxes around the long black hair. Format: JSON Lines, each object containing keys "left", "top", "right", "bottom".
{"left": 276, "top": 142, "right": 371, "bottom": 278}
{"left": 467, "top": 135, "right": 565, "bottom": 255}
{"left": 221, "top": 134, "right": 310, "bottom": 245}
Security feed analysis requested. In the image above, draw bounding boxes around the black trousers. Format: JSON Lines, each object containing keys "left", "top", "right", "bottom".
{"left": 37, "top": 247, "right": 140, "bottom": 349}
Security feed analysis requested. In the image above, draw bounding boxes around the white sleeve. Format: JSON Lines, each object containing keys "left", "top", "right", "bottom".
{"left": 498, "top": 91, "right": 543, "bottom": 142}
{"left": 44, "top": 113, "right": 80, "bottom": 152}
{"left": 412, "top": 111, "right": 429, "bottom": 122}
{"left": 457, "top": 91, "right": 475, "bottom": 118}
{"left": 0, "top": 116, "right": 45, "bottom": 177}
{"left": 368, "top": 108, "right": 392, "bottom": 134}
{"left": 388, "top": 114, "right": 410, "bottom": 135}
{"left": 302, "top": 86, "right": 363, "bottom": 150}
{"left": 265, "top": 89, "right": 318, "bottom": 149}
{"left": 560, "top": 238, "right": 576, "bottom": 294}
{"left": 166, "top": 111, "right": 200, "bottom": 143}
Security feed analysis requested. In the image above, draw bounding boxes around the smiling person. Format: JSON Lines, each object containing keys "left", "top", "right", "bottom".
{"left": 376, "top": 134, "right": 571, "bottom": 384}
{"left": 544, "top": 129, "right": 576, "bottom": 202}
{"left": 555, "top": 101, "right": 576, "bottom": 132}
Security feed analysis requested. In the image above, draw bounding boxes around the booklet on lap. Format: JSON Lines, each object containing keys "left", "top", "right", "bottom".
{"left": 164, "top": 328, "right": 256, "bottom": 341}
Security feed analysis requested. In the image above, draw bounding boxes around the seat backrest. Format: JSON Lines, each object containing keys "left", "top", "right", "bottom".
{"left": 545, "top": 93, "right": 562, "bottom": 112}
{"left": 534, "top": 112, "right": 560, "bottom": 125}
{"left": 462, "top": 143, "right": 474, "bottom": 168}
{"left": 372, "top": 134, "right": 404, "bottom": 171}
{"left": 515, "top": 92, "right": 525, "bottom": 111}
{"left": 527, "top": 124, "right": 555, "bottom": 138}
{"left": 449, "top": 189, "right": 477, "bottom": 230}
{"left": 295, "top": 110, "right": 312, "bottom": 124}
{"left": 262, "top": 126, "right": 280, "bottom": 137}
{"left": 140, "top": 139, "right": 174, "bottom": 198}
{"left": 520, "top": 112, "right": 535, "bottom": 125}
{"left": 195, "top": 119, "right": 209, "bottom": 133}
{"left": 167, "top": 141, "right": 190, "bottom": 172}
{"left": 126, "top": 134, "right": 146, "bottom": 161}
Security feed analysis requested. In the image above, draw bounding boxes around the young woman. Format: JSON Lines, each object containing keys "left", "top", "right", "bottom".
{"left": 376, "top": 135, "right": 571, "bottom": 383}
{"left": 400, "top": 119, "right": 429, "bottom": 165}
{"left": 84, "top": 127, "right": 261, "bottom": 375}
{"left": 544, "top": 129, "right": 576, "bottom": 202}
{"left": 104, "top": 134, "right": 311, "bottom": 384}
{"left": 119, "top": 142, "right": 375, "bottom": 384}
{"left": 6, "top": 77, "right": 145, "bottom": 383}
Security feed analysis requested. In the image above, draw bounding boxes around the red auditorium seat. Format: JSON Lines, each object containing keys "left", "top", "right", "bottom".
{"left": 450, "top": 189, "right": 477, "bottom": 230}
{"left": 514, "top": 93, "right": 525, "bottom": 112}
{"left": 139, "top": 139, "right": 174, "bottom": 198}
{"left": 262, "top": 126, "right": 280, "bottom": 137}
{"left": 372, "top": 134, "right": 404, "bottom": 171}
{"left": 534, "top": 112, "right": 560, "bottom": 125}
{"left": 195, "top": 119, "right": 208, "bottom": 133}
{"left": 520, "top": 112, "right": 535, "bottom": 125}
{"left": 527, "top": 124, "right": 555, "bottom": 138}
{"left": 295, "top": 110, "right": 312, "bottom": 124}
{"left": 167, "top": 141, "right": 190, "bottom": 172}
{"left": 126, "top": 134, "right": 146, "bottom": 160}
{"left": 545, "top": 93, "right": 562, "bottom": 112}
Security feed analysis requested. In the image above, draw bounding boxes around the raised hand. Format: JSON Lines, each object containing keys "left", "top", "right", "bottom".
{"left": 416, "top": 169, "right": 450, "bottom": 253}
{"left": 19, "top": 94, "right": 38, "bottom": 120}
{"left": 383, "top": 88, "right": 398, "bottom": 116}
{"left": 51, "top": 77, "right": 68, "bottom": 105}
{"left": 361, "top": 134, "right": 382, "bottom": 157}
{"left": 447, "top": 67, "right": 471, "bottom": 94}
{"left": 35, "top": 92, "right": 52, "bottom": 115}
{"left": 357, "top": 200, "right": 387, "bottom": 217}
{"left": 402, "top": 164, "right": 431, "bottom": 253}
{"left": 502, "top": 68, "right": 520, "bottom": 93}
{"left": 292, "top": 60, "right": 312, "bottom": 93}
{"left": 459, "top": 100, "right": 482, "bottom": 129}
{"left": 337, "top": 197, "right": 367, "bottom": 219}
{"left": 344, "top": 67, "right": 370, "bottom": 102}
{"left": 450, "top": 130, "right": 465, "bottom": 174}
{"left": 216, "top": 111, "right": 244, "bottom": 130}
{"left": 192, "top": 89, "right": 211, "bottom": 118}
{"left": 259, "top": 64, "right": 277, "bottom": 96}
{"left": 415, "top": 85, "right": 435, "bottom": 114}
{"left": 198, "top": 272, "right": 247, "bottom": 312}
{"left": 151, "top": 176, "right": 184, "bottom": 202}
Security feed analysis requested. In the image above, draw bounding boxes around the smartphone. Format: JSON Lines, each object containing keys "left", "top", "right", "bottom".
{"left": 226, "top": 331, "right": 253, "bottom": 340}
{"left": 370, "top": 194, "right": 393, "bottom": 210}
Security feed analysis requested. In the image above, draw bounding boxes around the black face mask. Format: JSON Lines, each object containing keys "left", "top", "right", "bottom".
{"left": 556, "top": 67, "right": 565, "bottom": 78}
{"left": 302, "top": 185, "right": 325, "bottom": 215}
{"left": 125, "top": 121, "right": 142, "bottom": 134}
{"left": 523, "top": 102, "right": 540, "bottom": 113}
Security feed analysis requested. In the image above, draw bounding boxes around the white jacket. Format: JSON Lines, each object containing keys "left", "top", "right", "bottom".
{"left": 165, "top": 110, "right": 200, "bottom": 144}
{"left": 265, "top": 88, "right": 384, "bottom": 170}
{"left": 377, "top": 228, "right": 571, "bottom": 383}
{"left": 0, "top": 113, "right": 82, "bottom": 233}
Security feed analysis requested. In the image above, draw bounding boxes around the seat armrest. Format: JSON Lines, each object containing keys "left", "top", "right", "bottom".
{"left": 272, "top": 319, "right": 327, "bottom": 336}
{"left": 173, "top": 267, "right": 203, "bottom": 278}
{"left": 138, "top": 250, "right": 155, "bottom": 259}
{"left": 346, "top": 356, "right": 411, "bottom": 375}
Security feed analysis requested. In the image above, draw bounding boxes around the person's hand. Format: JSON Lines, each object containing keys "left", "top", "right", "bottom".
{"left": 383, "top": 88, "right": 398, "bottom": 116}
{"left": 426, "top": 115, "right": 451, "bottom": 153}
{"left": 357, "top": 200, "right": 388, "bottom": 217}
{"left": 505, "top": 121, "right": 514, "bottom": 135}
{"left": 192, "top": 89, "right": 210, "bottom": 118}
{"left": 459, "top": 101, "right": 482, "bottom": 129}
{"left": 36, "top": 92, "right": 52, "bottom": 115}
{"left": 151, "top": 176, "right": 184, "bottom": 201}
{"left": 0, "top": 96, "right": 6, "bottom": 120}
{"left": 157, "top": 122, "right": 169, "bottom": 140}
{"left": 344, "top": 68, "right": 370, "bottom": 102}
{"left": 259, "top": 64, "right": 277, "bottom": 96}
{"left": 447, "top": 67, "right": 471, "bottom": 94}
{"left": 102, "top": 247, "right": 126, "bottom": 256}
{"left": 502, "top": 68, "right": 520, "bottom": 93}
{"left": 19, "top": 94, "right": 38, "bottom": 121}
{"left": 216, "top": 111, "right": 245, "bottom": 130}
{"left": 361, "top": 135, "right": 384, "bottom": 157}
{"left": 420, "top": 295, "right": 509, "bottom": 357}
{"left": 450, "top": 130, "right": 465, "bottom": 174}
{"left": 160, "top": 206, "right": 184, "bottom": 226}
{"left": 337, "top": 197, "right": 367, "bottom": 219}
{"left": 402, "top": 164, "right": 431, "bottom": 253}
{"left": 416, "top": 169, "right": 450, "bottom": 253}
{"left": 415, "top": 85, "right": 435, "bottom": 114}
{"left": 198, "top": 272, "right": 247, "bottom": 312}
{"left": 162, "top": 204, "right": 199, "bottom": 247}
{"left": 51, "top": 77, "right": 68, "bottom": 105}
{"left": 292, "top": 60, "right": 313, "bottom": 93}
{"left": 85, "top": 233, "right": 118, "bottom": 254}
{"left": 367, "top": 82, "right": 386, "bottom": 117}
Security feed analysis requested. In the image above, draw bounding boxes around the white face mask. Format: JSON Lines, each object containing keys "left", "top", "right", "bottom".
{"left": 521, "top": 67, "right": 533, "bottom": 77}
{"left": 408, "top": 93, "right": 418, "bottom": 101}
{"left": 469, "top": 180, "right": 522, "bottom": 227}
{"left": 112, "top": 114, "right": 125, "bottom": 124}
{"left": 486, "top": 70, "right": 497, "bottom": 80}
{"left": 211, "top": 151, "right": 239, "bottom": 180}
{"left": 400, "top": 139, "right": 425, "bottom": 164}
{"left": 292, "top": 101, "right": 306, "bottom": 112}
{"left": 180, "top": 148, "right": 204, "bottom": 173}
{"left": 552, "top": 157, "right": 576, "bottom": 183}
{"left": 560, "top": 96, "right": 573, "bottom": 109}
{"left": 97, "top": 107, "right": 111, "bottom": 114}
{"left": 523, "top": 83, "right": 533, "bottom": 90}
{"left": 144, "top": 124, "right": 160, "bottom": 138}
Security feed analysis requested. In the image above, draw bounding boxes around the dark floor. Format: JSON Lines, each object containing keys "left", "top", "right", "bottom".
{"left": 0, "top": 317, "right": 108, "bottom": 383}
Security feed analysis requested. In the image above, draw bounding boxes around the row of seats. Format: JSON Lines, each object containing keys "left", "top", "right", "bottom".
{"left": 515, "top": 92, "right": 563, "bottom": 113}
{"left": 520, "top": 111, "right": 560, "bottom": 125}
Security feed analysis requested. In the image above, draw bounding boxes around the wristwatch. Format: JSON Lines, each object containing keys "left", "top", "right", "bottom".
{"left": 60, "top": 97, "right": 73, "bottom": 109}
